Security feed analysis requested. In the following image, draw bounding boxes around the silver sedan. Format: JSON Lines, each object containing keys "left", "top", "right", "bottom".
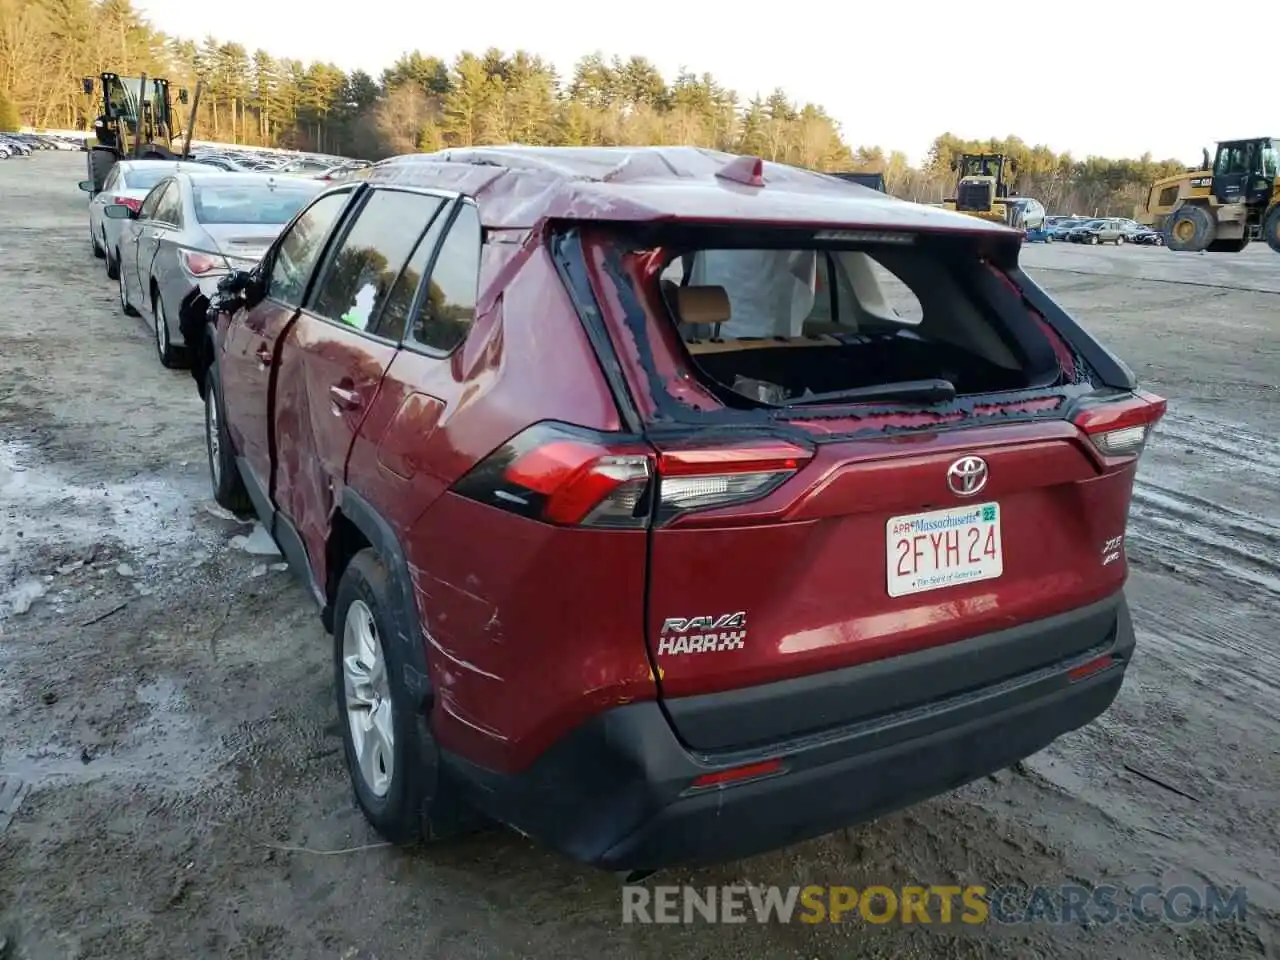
{"left": 105, "top": 171, "right": 325, "bottom": 368}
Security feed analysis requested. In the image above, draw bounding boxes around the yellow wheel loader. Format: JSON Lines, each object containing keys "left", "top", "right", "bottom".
{"left": 942, "top": 153, "right": 1023, "bottom": 228}
{"left": 1135, "top": 137, "right": 1280, "bottom": 253}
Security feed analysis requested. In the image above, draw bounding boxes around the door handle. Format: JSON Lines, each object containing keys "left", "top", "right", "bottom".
{"left": 329, "top": 383, "right": 362, "bottom": 411}
{"left": 255, "top": 343, "right": 273, "bottom": 366}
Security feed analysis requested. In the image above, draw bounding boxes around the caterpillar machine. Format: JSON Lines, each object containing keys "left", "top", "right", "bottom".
{"left": 942, "top": 153, "right": 1023, "bottom": 228}
{"left": 1134, "top": 137, "right": 1280, "bottom": 254}
{"left": 80, "top": 72, "right": 203, "bottom": 194}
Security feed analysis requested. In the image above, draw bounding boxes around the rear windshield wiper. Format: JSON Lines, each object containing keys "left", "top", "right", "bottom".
{"left": 784, "top": 378, "right": 957, "bottom": 407}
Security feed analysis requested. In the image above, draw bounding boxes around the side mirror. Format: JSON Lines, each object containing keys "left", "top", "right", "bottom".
{"left": 82, "top": 77, "right": 95, "bottom": 95}
{"left": 77, "top": 179, "right": 94, "bottom": 193}
{"left": 103, "top": 204, "right": 135, "bottom": 220}
{"left": 178, "top": 88, "right": 189, "bottom": 105}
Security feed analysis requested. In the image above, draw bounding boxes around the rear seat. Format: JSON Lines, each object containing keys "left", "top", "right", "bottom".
{"left": 671, "top": 285, "right": 842, "bottom": 354}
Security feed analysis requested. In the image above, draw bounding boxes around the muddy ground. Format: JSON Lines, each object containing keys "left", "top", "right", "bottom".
{"left": 0, "top": 152, "right": 1276, "bottom": 960}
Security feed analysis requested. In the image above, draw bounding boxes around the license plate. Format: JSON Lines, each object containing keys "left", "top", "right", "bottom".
{"left": 886, "top": 502, "right": 1002, "bottom": 598}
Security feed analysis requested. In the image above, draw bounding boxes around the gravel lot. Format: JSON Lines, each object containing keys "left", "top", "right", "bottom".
{"left": 1, "top": 152, "right": 1277, "bottom": 960}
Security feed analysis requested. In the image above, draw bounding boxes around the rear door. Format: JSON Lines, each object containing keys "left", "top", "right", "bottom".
{"left": 121, "top": 181, "right": 167, "bottom": 306}
{"left": 273, "top": 186, "right": 444, "bottom": 588}
{"left": 219, "top": 188, "right": 353, "bottom": 499}
{"left": 136, "top": 179, "right": 185, "bottom": 318}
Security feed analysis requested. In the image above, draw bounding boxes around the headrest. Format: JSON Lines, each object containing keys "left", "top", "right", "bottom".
{"left": 674, "top": 285, "right": 730, "bottom": 327}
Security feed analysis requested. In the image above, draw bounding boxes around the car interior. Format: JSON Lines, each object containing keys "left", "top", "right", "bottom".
{"left": 657, "top": 247, "right": 1045, "bottom": 405}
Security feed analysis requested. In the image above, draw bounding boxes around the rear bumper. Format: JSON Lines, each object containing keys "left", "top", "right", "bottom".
{"left": 448, "top": 593, "right": 1134, "bottom": 871}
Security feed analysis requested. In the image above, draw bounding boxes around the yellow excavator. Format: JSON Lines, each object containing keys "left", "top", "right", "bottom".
{"left": 942, "top": 153, "right": 1022, "bottom": 228}
{"left": 1135, "top": 137, "right": 1280, "bottom": 253}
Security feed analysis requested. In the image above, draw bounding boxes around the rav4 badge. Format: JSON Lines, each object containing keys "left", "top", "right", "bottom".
{"left": 658, "top": 612, "right": 747, "bottom": 656}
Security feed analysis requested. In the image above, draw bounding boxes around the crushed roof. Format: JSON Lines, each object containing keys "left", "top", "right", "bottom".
{"left": 362, "top": 145, "right": 1016, "bottom": 235}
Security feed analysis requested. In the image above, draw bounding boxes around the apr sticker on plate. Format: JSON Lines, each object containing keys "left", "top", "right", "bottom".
{"left": 886, "top": 503, "right": 1002, "bottom": 598}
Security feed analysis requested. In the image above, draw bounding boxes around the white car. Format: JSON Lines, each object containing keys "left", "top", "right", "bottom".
{"left": 78, "top": 159, "right": 209, "bottom": 277}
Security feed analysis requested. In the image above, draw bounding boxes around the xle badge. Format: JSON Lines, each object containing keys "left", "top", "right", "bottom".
{"left": 657, "top": 612, "right": 747, "bottom": 656}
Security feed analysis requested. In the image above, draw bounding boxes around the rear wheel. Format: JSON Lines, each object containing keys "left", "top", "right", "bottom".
{"left": 1165, "top": 205, "right": 1216, "bottom": 252}
{"left": 117, "top": 259, "right": 138, "bottom": 316}
{"left": 152, "top": 289, "right": 187, "bottom": 368}
{"left": 1115, "top": 233, "right": 1125, "bottom": 245}
{"left": 105, "top": 245, "right": 120, "bottom": 280}
{"left": 334, "top": 549, "right": 478, "bottom": 845}
{"left": 1264, "top": 206, "right": 1280, "bottom": 255}
{"left": 204, "top": 359, "right": 252, "bottom": 514}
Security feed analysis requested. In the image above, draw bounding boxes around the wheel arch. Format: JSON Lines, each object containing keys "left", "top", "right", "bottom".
{"left": 331, "top": 489, "right": 433, "bottom": 713}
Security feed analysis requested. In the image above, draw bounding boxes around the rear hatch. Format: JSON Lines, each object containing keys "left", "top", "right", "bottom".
{"left": 567, "top": 220, "right": 1164, "bottom": 750}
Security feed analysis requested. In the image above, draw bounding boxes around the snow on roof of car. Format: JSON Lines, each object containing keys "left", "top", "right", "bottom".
{"left": 364, "top": 145, "right": 1020, "bottom": 237}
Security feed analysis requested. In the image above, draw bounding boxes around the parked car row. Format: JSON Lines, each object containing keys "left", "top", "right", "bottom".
{"left": 1032, "top": 215, "right": 1164, "bottom": 246}
{"left": 78, "top": 159, "right": 325, "bottom": 368}
{"left": 183, "top": 142, "right": 370, "bottom": 182}
{"left": 0, "top": 131, "right": 82, "bottom": 158}
{"left": 92, "top": 145, "right": 1163, "bottom": 876}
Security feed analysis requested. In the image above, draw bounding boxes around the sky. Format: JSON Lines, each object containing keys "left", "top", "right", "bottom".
{"left": 133, "top": 0, "right": 1279, "bottom": 168}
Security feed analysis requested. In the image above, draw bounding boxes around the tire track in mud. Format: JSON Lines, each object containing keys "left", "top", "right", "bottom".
{"left": 1125, "top": 407, "right": 1280, "bottom": 689}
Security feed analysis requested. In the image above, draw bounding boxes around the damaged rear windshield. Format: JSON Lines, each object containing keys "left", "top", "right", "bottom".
{"left": 587, "top": 227, "right": 1085, "bottom": 416}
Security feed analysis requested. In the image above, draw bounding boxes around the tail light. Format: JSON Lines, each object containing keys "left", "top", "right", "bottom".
{"left": 113, "top": 196, "right": 141, "bottom": 214}
{"left": 177, "top": 248, "right": 230, "bottom": 278}
{"left": 450, "top": 423, "right": 813, "bottom": 528}
{"left": 654, "top": 441, "right": 810, "bottom": 522}
{"left": 1073, "top": 391, "right": 1167, "bottom": 460}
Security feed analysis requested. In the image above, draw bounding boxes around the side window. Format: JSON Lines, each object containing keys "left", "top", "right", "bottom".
{"left": 138, "top": 181, "right": 169, "bottom": 221}
{"left": 371, "top": 200, "right": 451, "bottom": 342}
{"left": 412, "top": 203, "right": 481, "bottom": 353}
{"left": 102, "top": 167, "right": 120, "bottom": 193}
{"left": 308, "top": 189, "right": 445, "bottom": 334}
{"left": 154, "top": 183, "right": 183, "bottom": 225}
{"left": 267, "top": 191, "right": 352, "bottom": 307}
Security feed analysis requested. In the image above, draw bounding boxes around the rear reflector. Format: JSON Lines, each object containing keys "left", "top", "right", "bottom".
{"left": 688, "top": 758, "right": 784, "bottom": 789}
{"left": 450, "top": 423, "right": 814, "bottom": 528}
{"left": 1073, "top": 391, "right": 1167, "bottom": 459}
{"left": 1068, "top": 654, "right": 1116, "bottom": 682}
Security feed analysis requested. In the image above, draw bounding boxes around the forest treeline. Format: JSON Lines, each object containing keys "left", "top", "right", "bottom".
{"left": 2, "top": 0, "right": 1190, "bottom": 214}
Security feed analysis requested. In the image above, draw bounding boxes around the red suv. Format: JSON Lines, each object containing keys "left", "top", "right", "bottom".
{"left": 185, "top": 146, "right": 1164, "bottom": 872}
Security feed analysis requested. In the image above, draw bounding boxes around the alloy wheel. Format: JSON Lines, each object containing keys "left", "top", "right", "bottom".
{"left": 342, "top": 599, "right": 394, "bottom": 797}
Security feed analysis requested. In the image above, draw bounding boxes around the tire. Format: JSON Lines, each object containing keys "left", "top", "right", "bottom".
{"left": 334, "top": 549, "right": 477, "bottom": 845}
{"left": 1088, "top": 234, "right": 1099, "bottom": 245}
{"left": 87, "top": 146, "right": 116, "bottom": 194}
{"left": 204, "top": 359, "right": 252, "bottom": 514}
{"left": 1115, "top": 233, "right": 1125, "bottom": 245}
{"left": 105, "top": 245, "right": 120, "bottom": 280}
{"left": 1264, "top": 206, "right": 1280, "bottom": 255}
{"left": 91, "top": 228, "right": 104, "bottom": 259}
{"left": 152, "top": 288, "right": 187, "bottom": 369}
{"left": 1165, "top": 205, "right": 1216, "bottom": 252}
{"left": 117, "top": 258, "right": 138, "bottom": 316}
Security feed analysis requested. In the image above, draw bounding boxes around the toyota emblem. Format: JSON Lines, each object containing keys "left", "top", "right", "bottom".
{"left": 946, "top": 456, "right": 988, "bottom": 497}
